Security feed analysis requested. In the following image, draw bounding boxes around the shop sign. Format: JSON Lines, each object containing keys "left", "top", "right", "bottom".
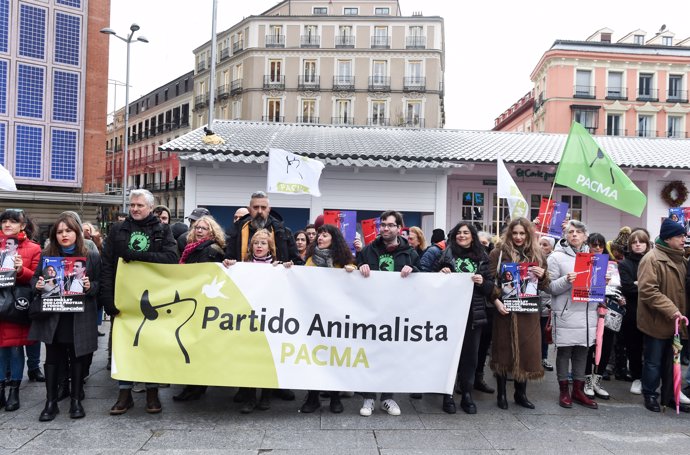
{"left": 515, "top": 168, "right": 556, "bottom": 182}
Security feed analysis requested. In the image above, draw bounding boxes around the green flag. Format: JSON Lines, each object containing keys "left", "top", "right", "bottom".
{"left": 555, "top": 122, "right": 647, "bottom": 217}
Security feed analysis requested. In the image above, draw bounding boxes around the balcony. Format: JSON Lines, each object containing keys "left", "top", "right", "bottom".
{"left": 637, "top": 88, "right": 658, "bottom": 102}
{"left": 400, "top": 118, "right": 425, "bottom": 128}
{"left": 262, "top": 115, "right": 284, "bottom": 123}
{"left": 368, "top": 117, "right": 390, "bottom": 126}
{"left": 335, "top": 35, "right": 355, "bottom": 48}
{"left": 406, "top": 35, "right": 426, "bottom": 49}
{"left": 231, "top": 78, "right": 243, "bottom": 95}
{"left": 368, "top": 76, "right": 390, "bottom": 92}
{"left": 220, "top": 47, "right": 230, "bottom": 60}
{"left": 301, "top": 34, "right": 320, "bottom": 48}
{"left": 196, "top": 60, "right": 206, "bottom": 72}
{"left": 636, "top": 129, "right": 657, "bottom": 138}
{"left": 605, "top": 86, "right": 627, "bottom": 100}
{"left": 266, "top": 34, "right": 285, "bottom": 48}
{"left": 194, "top": 94, "right": 208, "bottom": 109}
{"left": 263, "top": 75, "right": 285, "bottom": 90}
{"left": 298, "top": 75, "right": 320, "bottom": 91}
{"left": 333, "top": 75, "right": 355, "bottom": 91}
{"left": 573, "top": 85, "right": 595, "bottom": 99}
{"left": 332, "top": 116, "right": 354, "bottom": 126}
{"left": 296, "top": 116, "right": 319, "bottom": 124}
{"left": 667, "top": 89, "right": 689, "bottom": 103}
{"left": 403, "top": 76, "right": 426, "bottom": 92}
{"left": 371, "top": 35, "right": 390, "bottom": 49}
{"left": 216, "top": 84, "right": 229, "bottom": 99}
{"left": 667, "top": 130, "right": 688, "bottom": 138}
{"left": 232, "top": 40, "right": 244, "bottom": 53}
{"left": 604, "top": 128, "right": 627, "bottom": 136}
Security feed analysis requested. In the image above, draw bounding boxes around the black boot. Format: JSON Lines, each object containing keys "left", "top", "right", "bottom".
{"left": 28, "top": 368, "right": 45, "bottom": 382}
{"left": 57, "top": 376, "right": 70, "bottom": 402}
{"left": 474, "top": 372, "right": 495, "bottom": 393}
{"left": 513, "top": 381, "right": 535, "bottom": 409}
{"left": 39, "top": 364, "right": 60, "bottom": 421}
{"left": 300, "top": 390, "right": 321, "bottom": 413}
{"left": 0, "top": 380, "right": 5, "bottom": 409}
{"left": 496, "top": 375, "right": 508, "bottom": 410}
{"left": 329, "top": 391, "right": 344, "bottom": 414}
{"left": 5, "top": 380, "right": 20, "bottom": 412}
{"left": 460, "top": 391, "right": 476, "bottom": 414}
{"left": 69, "top": 361, "right": 85, "bottom": 419}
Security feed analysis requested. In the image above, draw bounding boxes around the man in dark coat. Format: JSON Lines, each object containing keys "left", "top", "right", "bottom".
{"left": 100, "top": 189, "right": 178, "bottom": 416}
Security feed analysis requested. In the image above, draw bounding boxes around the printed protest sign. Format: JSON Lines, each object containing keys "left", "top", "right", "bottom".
{"left": 112, "top": 261, "right": 474, "bottom": 394}
{"left": 361, "top": 218, "right": 380, "bottom": 245}
{"left": 499, "top": 262, "right": 540, "bottom": 313}
{"left": 323, "top": 210, "right": 357, "bottom": 252}
{"left": 536, "top": 198, "right": 569, "bottom": 237}
{"left": 572, "top": 253, "right": 607, "bottom": 303}
{"left": 40, "top": 257, "right": 86, "bottom": 312}
{"left": 0, "top": 238, "right": 18, "bottom": 288}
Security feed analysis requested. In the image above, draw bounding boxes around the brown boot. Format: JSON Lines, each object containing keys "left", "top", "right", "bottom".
{"left": 110, "top": 389, "right": 134, "bottom": 415}
{"left": 572, "top": 380, "right": 597, "bottom": 409}
{"left": 145, "top": 388, "right": 162, "bottom": 414}
{"left": 558, "top": 380, "right": 572, "bottom": 408}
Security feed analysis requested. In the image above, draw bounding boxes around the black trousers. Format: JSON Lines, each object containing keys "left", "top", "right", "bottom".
{"left": 457, "top": 318, "right": 482, "bottom": 392}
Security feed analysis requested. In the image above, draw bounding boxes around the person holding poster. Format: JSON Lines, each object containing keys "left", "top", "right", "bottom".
{"left": 30, "top": 212, "right": 100, "bottom": 421}
{"left": 0, "top": 209, "right": 41, "bottom": 412}
{"left": 637, "top": 219, "right": 687, "bottom": 413}
{"left": 488, "top": 218, "right": 549, "bottom": 411}
{"left": 435, "top": 222, "right": 493, "bottom": 415}
{"left": 300, "top": 224, "right": 357, "bottom": 414}
{"left": 547, "top": 220, "right": 599, "bottom": 410}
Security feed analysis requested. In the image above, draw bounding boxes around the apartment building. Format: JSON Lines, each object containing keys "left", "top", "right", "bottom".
{"left": 105, "top": 71, "right": 193, "bottom": 219}
{"left": 494, "top": 27, "right": 690, "bottom": 138}
{"left": 192, "top": 0, "right": 445, "bottom": 129}
{"left": 0, "top": 0, "right": 115, "bottom": 228}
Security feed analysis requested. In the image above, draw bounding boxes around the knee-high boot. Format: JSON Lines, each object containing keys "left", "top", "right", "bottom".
{"left": 69, "top": 361, "right": 85, "bottom": 419}
{"left": 5, "top": 380, "right": 20, "bottom": 412}
{"left": 496, "top": 375, "right": 508, "bottom": 409}
{"left": 0, "top": 380, "right": 6, "bottom": 409}
{"left": 39, "top": 364, "right": 60, "bottom": 421}
{"left": 513, "top": 381, "right": 535, "bottom": 409}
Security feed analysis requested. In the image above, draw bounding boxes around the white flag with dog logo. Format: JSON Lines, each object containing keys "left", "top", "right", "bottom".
{"left": 267, "top": 148, "right": 324, "bottom": 197}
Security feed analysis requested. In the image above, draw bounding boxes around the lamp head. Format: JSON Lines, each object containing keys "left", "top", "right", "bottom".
{"left": 137, "top": 36, "right": 149, "bottom": 43}
{"left": 100, "top": 27, "right": 116, "bottom": 35}
{"left": 129, "top": 23, "right": 140, "bottom": 32}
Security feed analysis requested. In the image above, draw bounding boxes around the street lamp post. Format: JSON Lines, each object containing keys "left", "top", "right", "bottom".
{"left": 100, "top": 24, "right": 148, "bottom": 212}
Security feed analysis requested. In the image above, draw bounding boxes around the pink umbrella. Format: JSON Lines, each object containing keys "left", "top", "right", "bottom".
{"left": 673, "top": 315, "right": 689, "bottom": 414}
{"left": 594, "top": 304, "right": 607, "bottom": 366}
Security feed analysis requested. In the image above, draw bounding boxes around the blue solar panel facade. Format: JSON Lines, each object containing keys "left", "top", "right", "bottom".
{"left": 0, "top": 59, "right": 7, "bottom": 114}
{"left": 50, "top": 128, "right": 77, "bottom": 180}
{"left": 17, "top": 63, "right": 44, "bottom": 118}
{"left": 56, "top": 0, "right": 81, "bottom": 9}
{"left": 15, "top": 124, "right": 43, "bottom": 178}
{"left": 0, "top": 122, "right": 6, "bottom": 166}
{"left": 53, "top": 70, "right": 78, "bottom": 123}
{"left": 55, "top": 12, "right": 80, "bottom": 66}
{"left": 0, "top": 0, "right": 9, "bottom": 54}
{"left": 18, "top": 3, "right": 46, "bottom": 60}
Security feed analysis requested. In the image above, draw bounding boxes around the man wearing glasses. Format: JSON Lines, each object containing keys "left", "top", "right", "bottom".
{"left": 356, "top": 210, "right": 419, "bottom": 417}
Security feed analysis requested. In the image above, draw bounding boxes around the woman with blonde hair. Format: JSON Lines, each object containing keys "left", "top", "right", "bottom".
{"left": 407, "top": 226, "right": 427, "bottom": 258}
{"left": 488, "top": 217, "right": 549, "bottom": 410}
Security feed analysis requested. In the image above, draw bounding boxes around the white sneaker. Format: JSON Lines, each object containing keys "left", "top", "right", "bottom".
{"left": 381, "top": 398, "right": 401, "bottom": 416}
{"left": 592, "top": 374, "right": 610, "bottom": 399}
{"left": 359, "top": 398, "right": 375, "bottom": 416}
{"left": 681, "top": 392, "right": 690, "bottom": 405}
{"left": 583, "top": 375, "right": 594, "bottom": 398}
{"left": 630, "top": 379, "right": 642, "bottom": 395}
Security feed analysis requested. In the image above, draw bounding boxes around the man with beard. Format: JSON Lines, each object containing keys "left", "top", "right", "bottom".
{"left": 225, "top": 191, "right": 302, "bottom": 265}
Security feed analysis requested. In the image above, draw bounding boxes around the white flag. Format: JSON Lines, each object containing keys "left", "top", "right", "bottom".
{"left": 0, "top": 164, "right": 16, "bottom": 191}
{"left": 496, "top": 155, "right": 528, "bottom": 220}
{"left": 267, "top": 148, "right": 325, "bottom": 197}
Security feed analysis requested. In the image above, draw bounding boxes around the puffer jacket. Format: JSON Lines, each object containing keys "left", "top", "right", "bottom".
{"left": 547, "top": 239, "right": 597, "bottom": 347}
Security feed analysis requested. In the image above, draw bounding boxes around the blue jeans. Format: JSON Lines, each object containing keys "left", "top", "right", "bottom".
{"left": 0, "top": 346, "right": 25, "bottom": 381}
{"left": 641, "top": 335, "right": 673, "bottom": 401}
{"left": 25, "top": 343, "right": 41, "bottom": 371}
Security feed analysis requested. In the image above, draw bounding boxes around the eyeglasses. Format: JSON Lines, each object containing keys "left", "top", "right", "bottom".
{"left": 194, "top": 226, "right": 210, "bottom": 231}
{"left": 380, "top": 223, "right": 398, "bottom": 229}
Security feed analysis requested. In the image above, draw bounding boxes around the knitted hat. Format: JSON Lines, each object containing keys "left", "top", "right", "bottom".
{"left": 170, "top": 222, "right": 189, "bottom": 239}
{"left": 430, "top": 228, "right": 445, "bottom": 244}
{"left": 60, "top": 211, "right": 83, "bottom": 232}
{"left": 660, "top": 218, "right": 685, "bottom": 240}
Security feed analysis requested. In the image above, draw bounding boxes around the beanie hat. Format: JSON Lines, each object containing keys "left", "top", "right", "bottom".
{"left": 431, "top": 228, "right": 445, "bottom": 244}
{"left": 660, "top": 218, "right": 685, "bottom": 240}
{"left": 60, "top": 211, "right": 83, "bottom": 232}
{"left": 170, "top": 222, "right": 189, "bottom": 240}
{"left": 314, "top": 214, "right": 325, "bottom": 229}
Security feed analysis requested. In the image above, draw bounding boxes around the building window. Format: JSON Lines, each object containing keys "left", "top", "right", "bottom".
{"left": 560, "top": 195, "right": 583, "bottom": 221}
{"left": 668, "top": 116, "right": 683, "bottom": 138}
{"left": 375, "top": 7, "right": 390, "bottom": 15}
{"left": 301, "top": 99, "right": 317, "bottom": 123}
{"left": 461, "top": 191, "right": 485, "bottom": 233}
{"left": 372, "top": 60, "right": 387, "bottom": 85}
{"left": 313, "top": 7, "right": 327, "bottom": 15}
{"left": 634, "top": 34, "right": 644, "bottom": 45}
{"left": 334, "top": 59, "right": 353, "bottom": 89}
{"left": 269, "top": 59, "right": 282, "bottom": 82}
{"left": 334, "top": 99, "right": 352, "bottom": 125}
{"left": 662, "top": 36, "right": 672, "bottom": 46}
{"left": 606, "top": 114, "right": 622, "bottom": 136}
{"left": 407, "top": 26, "right": 425, "bottom": 48}
{"left": 265, "top": 99, "right": 282, "bottom": 122}
{"left": 372, "top": 26, "right": 389, "bottom": 48}
{"left": 371, "top": 100, "right": 387, "bottom": 126}
{"left": 638, "top": 73, "right": 656, "bottom": 100}
{"left": 336, "top": 25, "right": 354, "bottom": 47}
{"left": 668, "top": 75, "right": 685, "bottom": 101}
{"left": 343, "top": 7, "right": 358, "bottom": 15}
{"left": 302, "top": 25, "right": 319, "bottom": 47}
{"left": 637, "top": 114, "right": 654, "bottom": 137}
{"left": 571, "top": 106, "right": 599, "bottom": 133}
{"left": 267, "top": 25, "right": 284, "bottom": 47}
{"left": 231, "top": 100, "right": 241, "bottom": 119}
{"left": 404, "top": 101, "right": 423, "bottom": 127}
{"left": 574, "top": 69, "right": 594, "bottom": 98}
{"left": 606, "top": 71, "right": 624, "bottom": 99}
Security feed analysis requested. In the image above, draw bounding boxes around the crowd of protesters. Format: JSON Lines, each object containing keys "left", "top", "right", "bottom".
{"left": 1, "top": 188, "right": 689, "bottom": 421}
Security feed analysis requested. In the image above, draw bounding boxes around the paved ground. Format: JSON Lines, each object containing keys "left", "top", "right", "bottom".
{"left": 0, "top": 321, "right": 688, "bottom": 454}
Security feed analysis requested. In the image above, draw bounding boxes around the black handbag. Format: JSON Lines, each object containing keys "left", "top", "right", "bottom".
{"left": 28, "top": 293, "right": 50, "bottom": 320}
{"left": 0, "top": 285, "right": 32, "bottom": 325}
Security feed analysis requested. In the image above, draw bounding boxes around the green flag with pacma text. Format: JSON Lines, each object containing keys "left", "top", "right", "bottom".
{"left": 554, "top": 122, "right": 647, "bottom": 217}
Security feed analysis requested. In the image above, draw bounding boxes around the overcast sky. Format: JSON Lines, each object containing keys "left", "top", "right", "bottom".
{"left": 105, "top": 0, "right": 690, "bottom": 130}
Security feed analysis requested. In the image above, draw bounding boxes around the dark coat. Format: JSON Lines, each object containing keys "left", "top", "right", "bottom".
{"left": 225, "top": 210, "right": 302, "bottom": 264}
{"left": 100, "top": 214, "right": 178, "bottom": 315}
{"left": 29, "top": 251, "right": 101, "bottom": 358}
{"left": 357, "top": 236, "right": 419, "bottom": 272}
{"left": 419, "top": 241, "right": 446, "bottom": 272}
{"left": 434, "top": 245, "right": 492, "bottom": 329}
{"left": 619, "top": 251, "right": 645, "bottom": 312}
{"left": 182, "top": 240, "right": 224, "bottom": 264}
{"left": 0, "top": 235, "right": 41, "bottom": 347}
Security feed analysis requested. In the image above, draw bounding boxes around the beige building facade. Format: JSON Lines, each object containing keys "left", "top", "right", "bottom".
{"left": 192, "top": 0, "right": 445, "bottom": 129}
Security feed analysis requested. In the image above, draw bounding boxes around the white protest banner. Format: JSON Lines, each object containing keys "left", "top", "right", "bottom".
{"left": 112, "top": 261, "right": 473, "bottom": 394}
{"left": 266, "top": 148, "right": 325, "bottom": 197}
{"left": 0, "top": 164, "right": 16, "bottom": 191}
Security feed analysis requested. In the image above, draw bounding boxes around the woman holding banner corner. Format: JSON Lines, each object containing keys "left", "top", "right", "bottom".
{"left": 488, "top": 217, "right": 549, "bottom": 410}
